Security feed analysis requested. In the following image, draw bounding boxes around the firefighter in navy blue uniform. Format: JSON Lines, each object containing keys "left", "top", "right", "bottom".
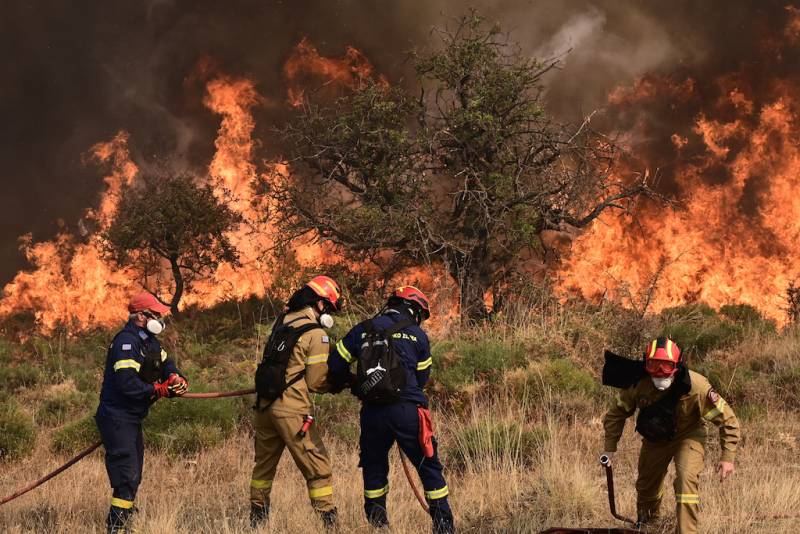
{"left": 328, "top": 286, "right": 455, "bottom": 534}
{"left": 95, "top": 292, "right": 188, "bottom": 534}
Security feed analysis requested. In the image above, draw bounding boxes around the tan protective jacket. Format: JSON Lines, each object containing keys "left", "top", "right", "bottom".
{"left": 603, "top": 370, "right": 740, "bottom": 462}
{"left": 257, "top": 307, "right": 332, "bottom": 415}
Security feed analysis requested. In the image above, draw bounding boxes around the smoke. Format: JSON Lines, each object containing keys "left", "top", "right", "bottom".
{"left": 0, "top": 0, "right": 795, "bottom": 285}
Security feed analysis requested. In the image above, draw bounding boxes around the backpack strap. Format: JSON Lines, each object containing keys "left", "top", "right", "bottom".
{"left": 257, "top": 321, "right": 321, "bottom": 409}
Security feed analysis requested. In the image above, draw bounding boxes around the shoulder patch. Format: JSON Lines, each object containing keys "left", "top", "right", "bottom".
{"left": 121, "top": 343, "right": 132, "bottom": 350}
{"left": 707, "top": 388, "right": 720, "bottom": 404}
{"left": 321, "top": 335, "right": 330, "bottom": 343}
{"left": 138, "top": 330, "right": 148, "bottom": 340}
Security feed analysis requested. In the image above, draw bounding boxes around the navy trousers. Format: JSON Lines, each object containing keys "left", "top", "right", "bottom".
{"left": 359, "top": 403, "right": 452, "bottom": 527}
{"left": 96, "top": 415, "right": 145, "bottom": 503}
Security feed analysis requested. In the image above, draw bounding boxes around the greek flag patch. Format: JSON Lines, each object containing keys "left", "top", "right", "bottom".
{"left": 321, "top": 335, "right": 330, "bottom": 343}
{"left": 121, "top": 344, "right": 132, "bottom": 350}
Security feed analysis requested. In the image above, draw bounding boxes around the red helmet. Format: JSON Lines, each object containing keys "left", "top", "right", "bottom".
{"left": 128, "top": 292, "right": 170, "bottom": 315}
{"left": 305, "top": 275, "right": 343, "bottom": 311}
{"left": 392, "top": 286, "right": 431, "bottom": 320}
{"left": 644, "top": 337, "right": 681, "bottom": 377}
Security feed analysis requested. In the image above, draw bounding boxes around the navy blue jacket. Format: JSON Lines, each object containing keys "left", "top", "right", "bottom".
{"left": 328, "top": 309, "right": 432, "bottom": 406}
{"left": 96, "top": 320, "right": 180, "bottom": 422}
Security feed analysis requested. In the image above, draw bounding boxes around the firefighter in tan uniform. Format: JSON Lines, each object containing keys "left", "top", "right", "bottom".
{"left": 249, "top": 276, "right": 343, "bottom": 529}
{"left": 602, "top": 338, "right": 740, "bottom": 534}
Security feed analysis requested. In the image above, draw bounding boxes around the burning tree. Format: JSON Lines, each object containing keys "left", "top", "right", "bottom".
{"left": 278, "top": 14, "right": 653, "bottom": 320}
{"left": 102, "top": 171, "right": 242, "bottom": 315}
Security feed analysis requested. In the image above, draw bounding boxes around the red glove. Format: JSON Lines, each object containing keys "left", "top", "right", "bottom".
{"left": 168, "top": 374, "right": 188, "bottom": 396}
{"left": 153, "top": 381, "right": 170, "bottom": 399}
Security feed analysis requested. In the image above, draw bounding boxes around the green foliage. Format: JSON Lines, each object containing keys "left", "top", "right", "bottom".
{"left": 513, "top": 359, "right": 600, "bottom": 399}
{"left": 144, "top": 395, "right": 238, "bottom": 456}
{"left": 280, "top": 12, "right": 636, "bottom": 320}
{"left": 0, "top": 365, "right": 42, "bottom": 391}
{"left": 102, "top": 170, "right": 243, "bottom": 312}
{"left": 448, "top": 420, "right": 547, "bottom": 470}
{"left": 770, "top": 366, "right": 800, "bottom": 409}
{"left": 719, "top": 303, "right": 776, "bottom": 333}
{"left": 657, "top": 303, "right": 745, "bottom": 359}
{"left": 0, "top": 401, "right": 37, "bottom": 460}
{"left": 433, "top": 338, "right": 526, "bottom": 391}
{"left": 51, "top": 415, "right": 100, "bottom": 454}
{"left": 37, "top": 389, "right": 94, "bottom": 426}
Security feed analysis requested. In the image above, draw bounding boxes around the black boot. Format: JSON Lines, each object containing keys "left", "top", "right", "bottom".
{"left": 365, "top": 497, "right": 388, "bottom": 528}
{"left": 106, "top": 505, "right": 132, "bottom": 534}
{"left": 250, "top": 502, "right": 269, "bottom": 528}
{"left": 319, "top": 507, "right": 338, "bottom": 529}
{"left": 430, "top": 503, "right": 455, "bottom": 534}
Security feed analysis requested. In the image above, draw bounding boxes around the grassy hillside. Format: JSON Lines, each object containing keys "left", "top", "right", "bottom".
{"left": 1, "top": 295, "right": 799, "bottom": 533}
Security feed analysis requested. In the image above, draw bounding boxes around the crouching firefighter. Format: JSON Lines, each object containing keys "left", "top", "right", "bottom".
{"left": 328, "top": 286, "right": 455, "bottom": 534}
{"left": 249, "top": 276, "right": 343, "bottom": 529}
{"left": 95, "top": 292, "right": 189, "bottom": 534}
{"left": 602, "top": 338, "right": 740, "bottom": 534}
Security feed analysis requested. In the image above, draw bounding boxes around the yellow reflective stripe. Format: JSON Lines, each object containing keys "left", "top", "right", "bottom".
{"left": 113, "top": 359, "right": 141, "bottom": 372}
{"left": 425, "top": 486, "right": 449, "bottom": 500}
{"left": 308, "top": 280, "right": 339, "bottom": 300}
{"left": 647, "top": 339, "right": 657, "bottom": 359}
{"left": 417, "top": 357, "right": 432, "bottom": 371}
{"left": 616, "top": 394, "right": 633, "bottom": 412}
{"left": 676, "top": 493, "right": 700, "bottom": 504}
{"left": 160, "top": 349, "right": 168, "bottom": 362}
{"left": 110, "top": 497, "right": 134, "bottom": 509}
{"left": 703, "top": 399, "right": 726, "bottom": 421}
{"left": 666, "top": 339, "right": 675, "bottom": 361}
{"left": 250, "top": 479, "right": 273, "bottom": 490}
{"left": 309, "top": 485, "right": 333, "bottom": 498}
{"left": 306, "top": 353, "right": 328, "bottom": 365}
{"left": 364, "top": 484, "right": 389, "bottom": 498}
{"left": 336, "top": 340, "right": 353, "bottom": 363}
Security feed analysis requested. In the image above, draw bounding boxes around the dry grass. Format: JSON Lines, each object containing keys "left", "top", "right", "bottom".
{"left": 2, "top": 394, "right": 800, "bottom": 534}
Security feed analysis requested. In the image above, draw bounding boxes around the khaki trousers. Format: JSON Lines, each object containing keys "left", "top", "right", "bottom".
{"left": 250, "top": 409, "right": 334, "bottom": 512}
{"left": 636, "top": 438, "right": 705, "bottom": 534}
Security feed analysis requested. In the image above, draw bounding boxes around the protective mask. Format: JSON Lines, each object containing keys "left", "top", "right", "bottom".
{"left": 146, "top": 318, "right": 165, "bottom": 335}
{"left": 319, "top": 313, "right": 334, "bottom": 329}
{"left": 652, "top": 376, "right": 674, "bottom": 391}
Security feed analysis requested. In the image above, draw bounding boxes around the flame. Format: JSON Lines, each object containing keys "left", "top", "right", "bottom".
{"left": 560, "top": 13, "right": 800, "bottom": 321}
{"left": 0, "top": 137, "right": 138, "bottom": 333}
{"left": 283, "top": 37, "right": 387, "bottom": 106}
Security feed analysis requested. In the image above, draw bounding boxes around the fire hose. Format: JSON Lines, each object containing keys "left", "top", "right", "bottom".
{"left": 0, "top": 387, "right": 430, "bottom": 513}
{"left": 599, "top": 455, "right": 639, "bottom": 528}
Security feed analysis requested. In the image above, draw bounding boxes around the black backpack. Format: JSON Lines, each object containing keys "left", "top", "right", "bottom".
{"left": 354, "top": 318, "right": 413, "bottom": 404}
{"left": 635, "top": 367, "right": 691, "bottom": 442}
{"left": 255, "top": 314, "right": 319, "bottom": 406}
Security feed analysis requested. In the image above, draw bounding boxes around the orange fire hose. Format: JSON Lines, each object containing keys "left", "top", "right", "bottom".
{"left": 0, "top": 388, "right": 257, "bottom": 507}
{"left": 1, "top": 387, "right": 428, "bottom": 514}
{"left": 399, "top": 448, "right": 430, "bottom": 513}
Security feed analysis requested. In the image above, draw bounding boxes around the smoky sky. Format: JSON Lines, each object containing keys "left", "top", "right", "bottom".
{"left": 0, "top": 0, "right": 794, "bottom": 285}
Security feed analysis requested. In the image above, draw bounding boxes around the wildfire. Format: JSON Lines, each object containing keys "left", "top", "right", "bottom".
{"left": 560, "top": 12, "right": 800, "bottom": 321}
{"left": 283, "top": 37, "right": 386, "bottom": 106}
{"left": 0, "top": 39, "right": 383, "bottom": 334}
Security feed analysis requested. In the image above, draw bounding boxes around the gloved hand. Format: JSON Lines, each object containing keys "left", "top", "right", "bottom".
{"left": 153, "top": 381, "right": 171, "bottom": 399}
{"left": 168, "top": 373, "right": 189, "bottom": 396}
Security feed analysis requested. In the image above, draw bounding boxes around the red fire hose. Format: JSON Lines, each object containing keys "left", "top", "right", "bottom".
{"left": 599, "top": 455, "right": 639, "bottom": 527}
{"left": 1, "top": 387, "right": 429, "bottom": 513}
{"left": 399, "top": 448, "right": 430, "bottom": 513}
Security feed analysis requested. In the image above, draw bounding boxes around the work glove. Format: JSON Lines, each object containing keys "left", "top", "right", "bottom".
{"left": 153, "top": 381, "right": 171, "bottom": 400}
{"left": 167, "top": 373, "right": 189, "bottom": 396}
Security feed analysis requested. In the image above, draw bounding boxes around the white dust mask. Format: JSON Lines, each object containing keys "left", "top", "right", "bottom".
{"left": 319, "top": 313, "right": 334, "bottom": 329}
{"left": 651, "top": 376, "right": 674, "bottom": 391}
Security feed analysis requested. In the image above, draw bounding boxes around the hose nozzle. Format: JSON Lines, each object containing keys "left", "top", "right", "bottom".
{"left": 600, "top": 454, "right": 611, "bottom": 466}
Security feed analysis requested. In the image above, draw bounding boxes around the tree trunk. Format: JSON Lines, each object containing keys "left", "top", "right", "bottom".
{"left": 169, "top": 256, "right": 184, "bottom": 316}
{"left": 449, "top": 248, "right": 492, "bottom": 323}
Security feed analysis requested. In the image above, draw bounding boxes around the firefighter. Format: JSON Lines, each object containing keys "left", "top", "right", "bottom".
{"left": 249, "top": 276, "right": 342, "bottom": 529}
{"left": 95, "top": 292, "right": 189, "bottom": 534}
{"left": 328, "top": 286, "right": 455, "bottom": 534}
{"left": 602, "top": 337, "right": 740, "bottom": 534}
